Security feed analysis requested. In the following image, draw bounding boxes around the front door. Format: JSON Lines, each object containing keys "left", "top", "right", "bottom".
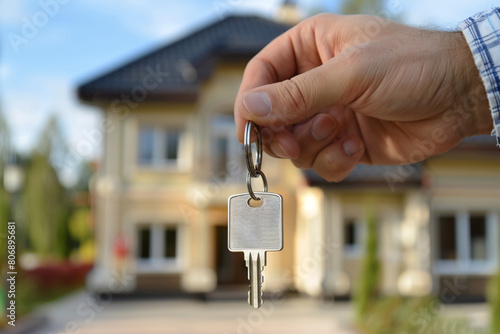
{"left": 215, "top": 225, "right": 247, "bottom": 285}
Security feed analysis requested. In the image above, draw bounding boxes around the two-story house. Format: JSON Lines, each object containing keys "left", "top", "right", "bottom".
{"left": 78, "top": 13, "right": 500, "bottom": 300}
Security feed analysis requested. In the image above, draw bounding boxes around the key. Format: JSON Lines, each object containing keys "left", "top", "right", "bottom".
{"left": 228, "top": 192, "right": 283, "bottom": 308}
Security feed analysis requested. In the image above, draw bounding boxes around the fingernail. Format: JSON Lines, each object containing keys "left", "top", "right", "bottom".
{"left": 243, "top": 92, "right": 272, "bottom": 117}
{"left": 272, "top": 142, "right": 291, "bottom": 159}
{"left": 311, "top": 118, "right": 336, "bottom": 141}
{"left": 343, "top": 139, "right": 362, "bottom": 156}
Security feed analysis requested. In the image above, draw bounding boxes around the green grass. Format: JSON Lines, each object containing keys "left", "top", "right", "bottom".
{"left": 356, "top": 296, "right": 486, "bottom": 334}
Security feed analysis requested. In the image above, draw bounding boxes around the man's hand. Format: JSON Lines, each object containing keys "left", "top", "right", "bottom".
{"left": 234, "top": 13, "right": 491, "bottom": 182}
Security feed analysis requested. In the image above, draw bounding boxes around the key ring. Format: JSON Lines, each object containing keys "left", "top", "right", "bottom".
{"left": 244, "top": 121, "right": 262, "bottom": 178}
{"left": 246, "top": 170, "right": 268, "bottom": 201}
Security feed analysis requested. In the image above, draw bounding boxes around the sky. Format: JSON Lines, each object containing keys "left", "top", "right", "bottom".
{"left": 0, "top": 0, "right": 497, "bottom": 183}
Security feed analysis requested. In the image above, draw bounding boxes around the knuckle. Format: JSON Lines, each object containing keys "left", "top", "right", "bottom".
{"left": 261, "top": 129, "right": 275, "bottom": 146}
{"left": 331, "top": 50, "right": 367, "bottom": 104}
{"left": 278, "top": 78, "right": 309, "bottom": 117}
{"left": 315, "top": 152, "right": 353, "bottom": 182}
{"left": 267, "top": 117, "right": 286, "bottom": 133}
{"left": 292, "top": 158, "right": 312, "bottom": 169}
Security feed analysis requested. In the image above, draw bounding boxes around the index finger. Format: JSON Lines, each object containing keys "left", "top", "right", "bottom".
{"left": 234, "top": 26, "right": 300, "bottom": 142}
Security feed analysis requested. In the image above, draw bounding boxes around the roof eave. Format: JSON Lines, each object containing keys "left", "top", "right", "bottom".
{"left": 307, "top": 179, "right": 422, "bottom": 191}
{"left": 77, "top": 87, "right": 199, "bottom": 106}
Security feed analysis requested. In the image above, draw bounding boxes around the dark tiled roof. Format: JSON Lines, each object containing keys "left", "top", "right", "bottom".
{"left": 78, "top": 15, "right": 290, "bottom": 104}
{"left": 304, "top": 164, "right": 423, "bottom": 190}
{"left": 455, "top": 134, "right": 498, "bottom": 150}
{"left": 303, "top": 135, "right": 498, "bottom": 188}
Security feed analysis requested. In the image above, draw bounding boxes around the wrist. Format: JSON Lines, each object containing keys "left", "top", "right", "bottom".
{"left": 452, "top": 31, "right": 492, "bottom": 137}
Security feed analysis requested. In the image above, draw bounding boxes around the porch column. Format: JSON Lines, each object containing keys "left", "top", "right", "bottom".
{"left": 397, "top": 191, "right": 432, "bottom": 296}
{"left": 87, "top": 111, "right": 135, "bottom": 293}
{"left": 181, "top": 206, "right": 216, "bottom": 292}
{"left": 323, "top": 193, "right": 349, "bottom": 297}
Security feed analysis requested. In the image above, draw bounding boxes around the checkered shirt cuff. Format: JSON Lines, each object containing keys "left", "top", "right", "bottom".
{"left": 460, "top": 8, "right": 500, "bottom": 146}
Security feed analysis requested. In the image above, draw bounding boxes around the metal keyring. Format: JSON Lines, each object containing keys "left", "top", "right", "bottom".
{"left": 244, "top": 121, "right": 262, "bottom": 177}
{"left": 246, "top": 170, "right": 268, "bottom": 201}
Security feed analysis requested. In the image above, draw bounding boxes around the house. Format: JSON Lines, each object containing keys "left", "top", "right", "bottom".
{"left": 78, "top": 13, "right": 500, "bottom": 300}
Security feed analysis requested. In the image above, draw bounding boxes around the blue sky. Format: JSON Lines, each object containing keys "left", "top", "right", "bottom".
{"left": 0, "top": 0, "right": 497, "bottom": 171}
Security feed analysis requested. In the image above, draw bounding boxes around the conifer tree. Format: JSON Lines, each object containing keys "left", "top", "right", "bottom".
{"left": 489, "top": 268, "right": 500, "bottom": 333}
{"left": 354, "top": 208, "right": 380, "bottom": 320}
{"left": 23, "top": 116, "right": 71, "bottom": 258}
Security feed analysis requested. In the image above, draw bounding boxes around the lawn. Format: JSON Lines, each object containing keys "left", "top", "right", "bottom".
{"left": 356, "top": 297, "right": 486, "bottom": 334}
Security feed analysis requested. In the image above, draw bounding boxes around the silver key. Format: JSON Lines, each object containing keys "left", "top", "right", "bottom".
{"left": 228, "top": 192, "right": 283, "bottom": 308}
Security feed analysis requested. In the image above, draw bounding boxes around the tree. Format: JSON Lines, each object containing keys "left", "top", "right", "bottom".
{"left": 489, "top": 268, "right": 500, "bottom": 333}
{"left": 0, "top": 108, "right": 11, "bottom": 224}
{"left": 341, "top": 0, "right": 385, "bottom": 15}
{"left": 23, "top": 115, "right": 71, "bottom": 258}
{"left": 0, "top": 110, "right": 12, "bottom": 327}
{"left": 354, "top": 206, "right": 381, "bottom": 320}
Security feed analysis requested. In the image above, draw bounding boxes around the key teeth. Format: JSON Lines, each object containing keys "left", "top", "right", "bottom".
{"left": 247, "top": 252, "right": 264, "bottom": 309}
{"left": 247, "top": 289, "right": 263, "bottom": 308}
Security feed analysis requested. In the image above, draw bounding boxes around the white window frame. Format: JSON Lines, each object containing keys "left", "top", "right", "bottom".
{"left": 137, "top": 125, "right": 185, "bottom": 169}
{"left": 434, "top": 211, "right": 499, "bottom": 275}
{"left": 135, "top": 224, "right": 183, "bottom": 273}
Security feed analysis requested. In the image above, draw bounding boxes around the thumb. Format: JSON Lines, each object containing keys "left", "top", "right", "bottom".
{"left": 236, "top": 57, "right": 354, "bottom": 128}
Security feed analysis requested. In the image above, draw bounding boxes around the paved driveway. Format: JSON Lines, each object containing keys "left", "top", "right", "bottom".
{"left": 28, "top": 291, "right": 356, "bottom": 334}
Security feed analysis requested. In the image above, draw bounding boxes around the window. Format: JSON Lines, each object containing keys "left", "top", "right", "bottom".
{"left": 435, "top": 212, "right": 498, "bottom": 274}
{"left": 138, "top": 129, "right": 154, "bottom": 164}
{"left": 138, "top": 227, "right": 151, "bottom": 259}
{"left": 438, "top": 215, "right": 456, "bottom": 260}
{"left": 165, "top": 132, "right": 180, "bottom": 161}
{"left": 164, "top": 228, "right": 177, "bottom": 259}
{"left": 344, "top": 219, "right": 363, "bottom": 256}
{"left": 215, "top": 136, "right": 228, "bottom": 176}
{"left": 345, "top": 221, "right": 356, "bottom": 246}
{"left": 136, "top": 224, "right": 180, "bottom": 272}
{"left": 470, "top": 215, "right": 487, "bottom": 260}
{"left": 137, "top": 126, "right": 182, "bottom": 167}
{"left": 212, "top": 115, "right": 245, "bottom": 182}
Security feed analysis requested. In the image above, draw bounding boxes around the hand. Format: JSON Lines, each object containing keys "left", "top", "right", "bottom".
{"left": 234, "top": 13, "right": 491, "bottom": 182}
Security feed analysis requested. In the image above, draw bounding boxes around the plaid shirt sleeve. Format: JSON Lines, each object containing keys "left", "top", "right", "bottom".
{"left": 460, "top": 8, "right": 500, "bottom": 146}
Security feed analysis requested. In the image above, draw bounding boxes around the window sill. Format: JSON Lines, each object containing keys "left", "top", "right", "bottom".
{"left": 344, "top": 248, "right": 362, "bottom": 259}
{"left": 434, "top": 260, "right": 498, "bottom": 275}
{"left": 134, "top": 165, "right": 191, "bottom": 174}
{"left": 135, "top": 260, "right": 182, "bottom": 274}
